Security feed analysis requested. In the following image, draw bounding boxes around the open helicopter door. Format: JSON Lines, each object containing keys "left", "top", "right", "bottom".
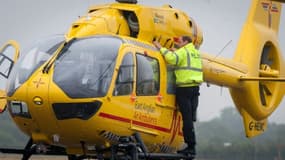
{"left": 0, "top": 40, "right": 20, "bottom": 113}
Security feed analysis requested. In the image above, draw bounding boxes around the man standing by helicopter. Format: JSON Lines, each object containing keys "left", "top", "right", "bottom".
{"left": 153, "top": 36, "right": 203, "bottom": 156}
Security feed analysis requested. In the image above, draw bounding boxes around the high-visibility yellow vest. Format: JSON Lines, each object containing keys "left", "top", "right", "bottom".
{"left": 160, "top": 43, "right": 203, "bottom": 87}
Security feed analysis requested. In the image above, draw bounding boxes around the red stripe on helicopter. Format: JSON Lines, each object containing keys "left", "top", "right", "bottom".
{"left": 270, "top": 4, "right": 279, "bottom": 13}
{"left": 98, "top": 112, "right": 183, "bottom": 138}
{"left": 132, "top": 120, "right": 169, "bottom": 132}
{"left": 169, "top": 115, "right": 182, "bottom": 144}
{"left": 99, "top": 112, "right": 131, "bottom": 123}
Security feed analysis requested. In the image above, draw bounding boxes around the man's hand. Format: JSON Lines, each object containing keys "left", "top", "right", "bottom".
{"left": 153, "top": 41, "right": 162, "bottom": 50}
{"left": 169, "top": 47, "right": 177, "bottom": 51}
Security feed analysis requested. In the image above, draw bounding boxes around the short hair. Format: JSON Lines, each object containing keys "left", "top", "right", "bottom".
{"left": 182, "top": 36, "right": 192, "bottom": 43}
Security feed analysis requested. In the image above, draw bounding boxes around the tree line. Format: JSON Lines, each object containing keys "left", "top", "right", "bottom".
{"left": 196, "top": 107, "right": 285, "bottom": 160}
{"left": 0, "top": 111, "right": 28, "bottom": 148}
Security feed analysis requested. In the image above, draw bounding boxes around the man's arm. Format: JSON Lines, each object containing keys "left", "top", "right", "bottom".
{"left": 153, "top": 41, "right": 179, "bottom": 65}
{"left": 153, "top": 41, "right": 162, "bottom": 50}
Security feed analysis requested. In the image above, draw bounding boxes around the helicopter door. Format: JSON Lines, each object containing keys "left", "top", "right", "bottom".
{"left": 113, "top": 52, "right": 134, "bottom": 97}
{"left": 0, "top": 40, "right": 20, "bottom": 113}
{"left": 107, "top": 51, "right": 136, "bottom": 133}
{"left": 131, "top": 53, "right": 161, "bottom": 135}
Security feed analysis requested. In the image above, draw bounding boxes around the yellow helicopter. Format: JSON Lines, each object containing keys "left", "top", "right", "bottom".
{"left": 0, "top": 0, "right": 285, "bottom": 159}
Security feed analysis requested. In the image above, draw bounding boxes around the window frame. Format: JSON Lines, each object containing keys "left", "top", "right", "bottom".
{"left": 113, "top": 52, "right": 135, "bottom": 96}
{"left": 135, "top": 52, "right": 160, "bottom": 96}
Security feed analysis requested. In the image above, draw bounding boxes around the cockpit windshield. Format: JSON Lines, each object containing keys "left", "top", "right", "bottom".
{"left": 53, "top": 36, "right": 122, "bottom": 98}
{"left": 7, "top": 35, "right": 65, "bottom": 96}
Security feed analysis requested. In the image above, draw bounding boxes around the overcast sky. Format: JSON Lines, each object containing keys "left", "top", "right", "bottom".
{"left": 0, "top": 0, "right": 284, "bottom": 124}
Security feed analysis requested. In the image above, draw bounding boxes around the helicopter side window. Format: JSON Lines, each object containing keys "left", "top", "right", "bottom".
{"left": 136, "top": 54, "right": 159, "bottom": 96}
{"left": 114, "top": 53, "right": 134, "bottom": 96}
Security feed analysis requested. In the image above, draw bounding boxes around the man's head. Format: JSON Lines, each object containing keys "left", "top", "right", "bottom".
{"left": 173, "top": 36, "right": 192, "bottom": 48}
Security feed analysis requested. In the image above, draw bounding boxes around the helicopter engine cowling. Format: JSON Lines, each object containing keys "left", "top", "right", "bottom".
{"left": 65, "top": 2, "right": 203, "bottom": 49}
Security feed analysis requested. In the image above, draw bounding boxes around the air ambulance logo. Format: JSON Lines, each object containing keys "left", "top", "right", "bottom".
{"left": 261, "top": 1, "right": 279, "bottom": 28}
{"left": 261, "top": 2, "right": 279, "bottom": 13}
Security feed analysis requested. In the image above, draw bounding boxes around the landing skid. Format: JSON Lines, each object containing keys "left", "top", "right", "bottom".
{"left": 0, "top": 138, "right": 67, "bottom": 160}
{"left": 0, "top": 134, "right": 194, "bottom": 160}
{"left": 97, "top": 133, "right": 195, "bottom": 160}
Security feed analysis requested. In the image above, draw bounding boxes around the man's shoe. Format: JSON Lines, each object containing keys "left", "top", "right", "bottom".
{"left": 177, "top": 147, "right": 196, "bottom": 156}
{"left": 177, "top": 147, "right": 189, "bottom": 154}
{"left": 188, "top": 147, "right": 196, "bottom": 155}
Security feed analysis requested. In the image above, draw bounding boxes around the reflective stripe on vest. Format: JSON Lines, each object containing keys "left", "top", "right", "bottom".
{"left": 174, "top": 48, "right": 202, "bottom": 72}
{"left": 174, "top": 44, "right": 203, "bottom": 86}
{"left": 159, "top": 44, "right": 203, "bottom": 86}
{"left": 162, "top": 48, "right": 179, "bottom": 66}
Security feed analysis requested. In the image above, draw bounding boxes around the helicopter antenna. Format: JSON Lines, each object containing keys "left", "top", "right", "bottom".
{"left": 214, "top": 40, "right": 233, "bottom": 59}
{"left": 213, "top": 40, "right": 232, "bottom": 59}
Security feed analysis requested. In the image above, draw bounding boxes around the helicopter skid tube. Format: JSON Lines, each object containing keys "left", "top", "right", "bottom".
{"left": 1, "top": 133, "right": 193, "bottom": 160}
{"left": 0, "top": 138, "right": 67, "bottom": 160}
{"left": 104, "top": 132, "right": 194, "bottom": 160}
{"left": 134, "top": 132, "right": 194, "bottom": 160}
{"left": 138, "top": 152, "right": 194, "bottom": 160}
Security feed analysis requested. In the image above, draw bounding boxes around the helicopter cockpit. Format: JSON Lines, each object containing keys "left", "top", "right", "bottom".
{"left": 6, "top": 36, "right": 123, "bottom": 99}
{"left": 53, "top": 36, "right": 121, "bottom": 98}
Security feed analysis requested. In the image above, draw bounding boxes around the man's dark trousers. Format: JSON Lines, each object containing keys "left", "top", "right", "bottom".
{"left": 176, "top": 86, "right": 200, "bottom": 148}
